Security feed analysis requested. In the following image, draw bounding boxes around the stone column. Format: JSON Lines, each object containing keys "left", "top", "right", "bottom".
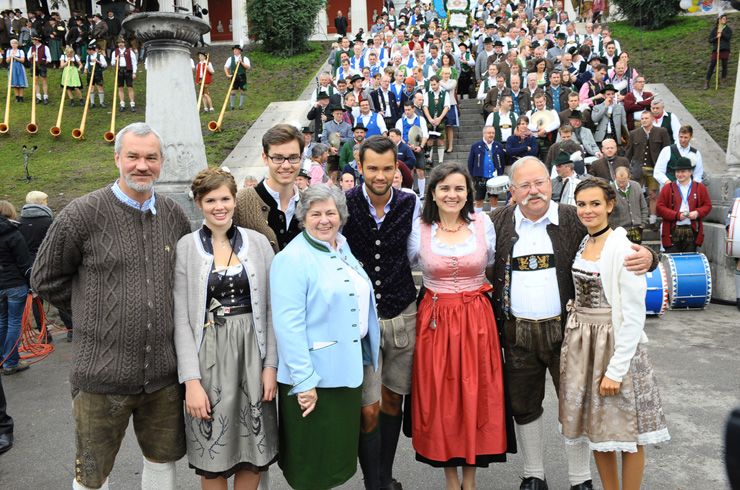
{"left": 122, "top": 13, "right": 210, "bottom": 225}
{"left": 726, "top": 51, "right": 740, "bottom": 171}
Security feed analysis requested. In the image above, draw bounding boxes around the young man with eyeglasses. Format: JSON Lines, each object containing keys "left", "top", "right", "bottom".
{"left": 233, "top": 124, "right": 304, "bottom": 253}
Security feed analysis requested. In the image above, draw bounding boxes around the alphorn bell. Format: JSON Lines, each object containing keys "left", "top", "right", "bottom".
{"left": 72, "top": 61, "right": 97, "bottom": 140}
{"left": 50, "top": 59, "right": 70, "bottom": 137}
{"left": 0, "top": 57, "right": 14, "bottom": 135}
{"left": 196, "top": 53, "right": 209, "bottom": 112}
{"left": 26, "top": 57, "right": 38, "bottom": 134}
{"left": 208, "top": 64, "right": 239, "bottom": 132}
{"left": 104, "top": 55, "right": 121, "bottom": 143}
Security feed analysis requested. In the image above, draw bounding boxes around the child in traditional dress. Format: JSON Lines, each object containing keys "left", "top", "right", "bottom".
{"left": 84, "top": 43, "right": 108, "bottom": 108}
{"left": 560, "top": 178, "right": 670, "bottom": 490}
{"left": 6, "top": 39, "right": 28, "bottom": 102}
{"left": 194, "top": 51, "right": 215, "bottom": 113}
{"left": 60, "top": 46, "right": 84, "bottom": 106}
{"left": 224, "top": 45, "right": 250, "bottom": 110}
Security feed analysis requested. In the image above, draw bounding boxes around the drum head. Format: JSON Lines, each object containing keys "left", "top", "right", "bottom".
{"left": 726, "top": 198, "right": 740, "bottom": 258}
{"left": 486, "top": 175, "right": 510, "bottom": 194}
{"left": 408, "top": 125, "right": 423, "bottom": 146}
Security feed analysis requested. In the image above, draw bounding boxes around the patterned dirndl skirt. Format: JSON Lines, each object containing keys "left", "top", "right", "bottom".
{"left": 559, "top": 303, "right": 670, "bottom": 452}
{"left": 185, "top": 312, "right": 278, "bottom": 477}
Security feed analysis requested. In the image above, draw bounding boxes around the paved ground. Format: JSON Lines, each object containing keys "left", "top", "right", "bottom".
{"left": 0, "top": 302, "right": 738, "bottom": 489}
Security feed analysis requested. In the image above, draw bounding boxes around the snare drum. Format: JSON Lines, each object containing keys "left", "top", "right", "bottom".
{"left": 645, "top": 262, "right": 668, "bottom": 316}
{"left": 725, "top": 198, "right": 740, "bottom": 258}
{"left": 486, "top": 175, "right": 510, "bottom": 196}
{"left": 662, "top": 253, "right": 712, "bottom": 310}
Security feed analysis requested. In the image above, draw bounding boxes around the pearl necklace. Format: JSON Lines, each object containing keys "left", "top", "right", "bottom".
{"left": 438, "top": 220, "right": 464, "bottom": 233}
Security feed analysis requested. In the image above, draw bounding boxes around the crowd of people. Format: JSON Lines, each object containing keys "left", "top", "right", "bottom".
{"left": 303, "top": 0, "right": 730, "bottom": 254}
{"left": 0, "top": 7, "right": 143, "bottom": 111}
{"left": 0, "top": 1, "right": 738, "bottom": 490}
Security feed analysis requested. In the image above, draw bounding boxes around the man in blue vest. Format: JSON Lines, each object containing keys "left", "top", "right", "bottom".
{"left": 356, "top": 98, "right": 388, "bottom": 137}
{"left": 468, "top": 125, "right": 506, "bottom": 212}
{"left": 395, "top": 101, "right": 429, "bottom": 196}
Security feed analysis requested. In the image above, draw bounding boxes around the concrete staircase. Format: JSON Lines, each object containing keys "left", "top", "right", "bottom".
{"left": 440, "top": 95, "right": 486, "bottom": 167}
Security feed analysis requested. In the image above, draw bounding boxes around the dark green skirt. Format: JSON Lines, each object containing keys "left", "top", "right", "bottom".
{"left": 278, "top": 383, "right": 361, "bottom": 490}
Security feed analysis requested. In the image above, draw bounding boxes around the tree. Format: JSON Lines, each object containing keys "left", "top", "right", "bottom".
{"left": 247, "top": 0, "right": 326, "bottom": 56}
{"left": 611, "top": 0, "right": 682, "bottom": 30}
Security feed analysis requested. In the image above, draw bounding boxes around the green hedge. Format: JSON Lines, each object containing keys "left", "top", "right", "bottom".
{"left": 247, "top": 0, "right": 326, "bottom": 56}
{"left": 611, "top": 0, "right": 682, "bottom": 30}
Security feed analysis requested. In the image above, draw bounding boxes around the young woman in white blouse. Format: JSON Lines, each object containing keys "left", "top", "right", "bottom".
{"left": 559, "top": 178, "right": 669, "bottom": 490}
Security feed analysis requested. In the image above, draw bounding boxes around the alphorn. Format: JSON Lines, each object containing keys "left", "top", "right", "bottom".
{"left": 208, "top": 63, "right": 239, "bottom": 132}
{"left": 26, "top": 57, "right": 38, "bottom": 134}
{"left": 72, "top": 60, "right": 97, "bottom": 140}
{"left": 50, "top": 61, "right": 70, "bottom": 137}
{"left": 0, "top": 57, "right": 14, "bottom": 135}
{"left": 196, "top": 53, "right": 209, "bottom": 112}
{"left": 103, "top": 55, "right": 121, "bottom": 143}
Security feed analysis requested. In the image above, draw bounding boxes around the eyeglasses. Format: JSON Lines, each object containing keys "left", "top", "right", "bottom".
{"left": 267, "top": 154, "right": 302, "bottom": 165}
{"left": 514, "top": 178, "right": 549, "bottom": 192}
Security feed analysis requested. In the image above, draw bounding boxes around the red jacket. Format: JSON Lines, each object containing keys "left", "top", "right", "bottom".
{"left": 656, "top": 180, "right": 712, "bottom": 247}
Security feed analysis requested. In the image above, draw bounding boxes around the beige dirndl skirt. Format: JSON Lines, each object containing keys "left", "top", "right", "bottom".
{"left": 559, "top": 302, "right": 670, "bottom": 453}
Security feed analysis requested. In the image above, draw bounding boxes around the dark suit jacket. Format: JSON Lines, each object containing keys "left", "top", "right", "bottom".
{"left": 625, "top": 126, "right": 671, "bottom": 167}
{"left": 589, "top": 156, "right": 630, "bottom": 181}
{"left": 369, "top": 88, "right": 400, "bottom": 124}
{"left": 307, "top": 104, "right": 331, "bottom": 141}
{"left": 334, "top": 16, "right": 348, "bottom": 35}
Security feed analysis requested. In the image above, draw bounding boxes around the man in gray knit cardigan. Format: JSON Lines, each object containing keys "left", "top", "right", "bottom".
{"left": 31, "top": 123, "right": 191, "bottom": 490}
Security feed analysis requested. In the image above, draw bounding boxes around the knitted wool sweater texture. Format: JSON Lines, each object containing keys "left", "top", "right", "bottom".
{"left": 31, "top": 186, "right": 191, "bottom": 395}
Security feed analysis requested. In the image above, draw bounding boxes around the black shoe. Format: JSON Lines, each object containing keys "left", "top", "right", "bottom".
{"left": 44, "top": 333, "right": 53, "bottom": 344}
{"left": 70, "top": 100, "right": 76, "bottom": 107}
{"left": 571, "top": 480, "right": 593, "bottom": 490}
{"left": 0, "top": 433, "right": 13, "bottom": 455}
{"left": 43, "top": 98, "right": 49, "bottom": 105}
{"left": 736, "top": 299, "right": 740, "bottom": 312}
{"left": 520, "top": 477, "right": 548, "bottom": 490}
{"left": 66, "top": 331, "right": 73, "bottom": 343}
{"left": 130, "top": 106, "right": 136, "bottom": 113}
{"left": 380, "top": 479, "right": 403, "bottom": 490}
{"left": 99, "top": 102, "right": 106, "bottom": 108}
{"left": 2, "top": 360, "right": 30, "bottom": 375}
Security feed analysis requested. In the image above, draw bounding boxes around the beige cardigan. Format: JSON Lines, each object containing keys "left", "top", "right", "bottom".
{"left": 173, "top": 226, "right": 277, "bottom": 384}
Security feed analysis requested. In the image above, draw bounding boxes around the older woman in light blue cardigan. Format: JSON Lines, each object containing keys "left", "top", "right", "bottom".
{"left": 270, "top": 185, "right": 380, "bottom": 490}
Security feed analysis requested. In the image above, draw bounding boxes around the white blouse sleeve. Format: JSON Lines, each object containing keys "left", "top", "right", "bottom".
{"left": 605, "top": 249, "right": 647, "bottom": 382}
{"left": 407, "top": 216, "right": 421, "bottom": 268}
{"left": 483, "top": 213, "right": 496, "bottom": 266}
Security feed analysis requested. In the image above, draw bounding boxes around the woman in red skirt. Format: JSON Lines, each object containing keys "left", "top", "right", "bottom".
{"left": 409, "top": 163, "right": 515, "bottom": 489}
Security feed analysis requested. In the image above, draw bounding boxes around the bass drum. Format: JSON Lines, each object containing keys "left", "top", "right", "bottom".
{"left": 725, "top": 197, "right": 740, "bottom": 258}
{"left": 662, "top": 253, "right": 712, "bottom": 310}
{"left": 486, "top": 175, "right": 510, "bottom": 196}
{"left": 645, "top": 262, "right": 668, "bottom": 316}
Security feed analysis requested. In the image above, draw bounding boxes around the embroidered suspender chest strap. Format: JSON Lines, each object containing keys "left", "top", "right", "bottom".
{"left": 511, "top": 253, "right": 557, "bottom": 271}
